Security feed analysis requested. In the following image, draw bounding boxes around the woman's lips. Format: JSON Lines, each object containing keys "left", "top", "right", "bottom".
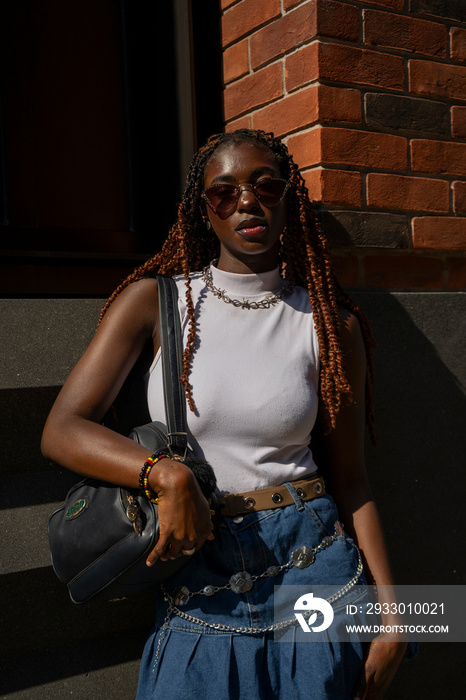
{"left": 238, "top": 225, "right": 266, "bottom": 237}
{"left": 236, "top": 220, "right": 267, "bottom": 237}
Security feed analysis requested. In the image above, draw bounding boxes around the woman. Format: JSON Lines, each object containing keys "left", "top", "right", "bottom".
{"left": 42, "top": 129, "right": 408, "bottom": 699}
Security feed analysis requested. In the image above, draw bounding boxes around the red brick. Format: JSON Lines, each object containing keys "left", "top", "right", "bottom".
{"left": 409, "top": 60, "right": 466, "bottom": 102}
{"left": 451, "top": 106, "right": 466, "bottom": 139}
{"left": 364, "top": 255, "right": 444, "bottom": 289}
{"left": 365, "top": 93, "right": 450, "bottom": 135}
{"left": 320, "top": 43, "right": 405, "bottom": 92}
{"left": 223, "top": 62, "right": 283, "bottom": 121}
{"left": 448, "top": 257, "right": 466, "bottom": 289}
{"left": 330, "top": 254, "right": 360, "bottom": 288}
{"left": 315, "top": 0, "right": 359, "bottom": 43}
{"left": 409, "top": 0, "right": 463, "bottom": 23}
{"left": 250, "top": 3, "right": 317, "bottom": 70}
{"left": 364, "top": 10, "right": 447, "bottom": 57}
{"left": 303, "top": 168, "right": 363, "bottom": 206}
{"left": 221, "top": 0, "right": 280, "bottom": 47}
{"left": 367, "top": 173, "right": 449, "bottom": 212}
{"left": 450, "top": 27, "right": 466, "bottom": 65}
{"left": 317, "top": 85, "right": 362, "bottom": 125}
{"left": 254, "top": 85, "right": 318, "bottom": 135}
{"left": 286, "top": 128, "right": 320, "bottom": 168}
{"left": 287, "top": 127, "right": 407, "bottom": 170}
{"left": 252, "top": 84, "right": 361, "bottom": 136}
{"left": 286, "top": 42, "right": 405, "bottom": 92}
{"left": 223, "top": 39, "right": 249, "bottom": 84}
{"left": 363, "top": 0, "right": 404, "bottom": 8}
{"left": 284, "top": 0, "right": 304, "bottom": 9}
{"left": 413, "top": 217, "right": 466, "bottom": 250}
{"left": 285, "top": 43, "right": 319, "bottom": 91}
{"left": 221, "top": 0, "right": 239, "bottom": 9}
{"left": 411, "top": 139, "right": 466, "bottom": 177}
{"left": 304, "top": 168, "right": 324, "bottom": 202}
{"left": 250, "top": 0, "right": 359, "bottom": 69}
{"left": 225, "top": 116, "right": 252, "bottom": 131}
{"left": 321, "top": 210, "right": 409, "bottom": 247}
{"left": 453, "top": 181, "right": 466, "bottom": 214}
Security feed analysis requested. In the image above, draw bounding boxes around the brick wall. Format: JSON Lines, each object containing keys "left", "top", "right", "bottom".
{"left": 220, "top": 0, "right": 466, "bottom": 291}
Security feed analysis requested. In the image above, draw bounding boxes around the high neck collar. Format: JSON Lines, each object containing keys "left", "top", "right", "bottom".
{"left": 209, "top": 261, "right": 284, "bottom": 297}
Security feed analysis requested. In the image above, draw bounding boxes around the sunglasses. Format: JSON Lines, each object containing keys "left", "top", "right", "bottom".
{"left": 202, "top": 178, "right": 290, "bottom": 219}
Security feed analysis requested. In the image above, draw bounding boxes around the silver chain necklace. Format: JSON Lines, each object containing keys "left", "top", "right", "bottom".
{"left": 202, "top": 265, "right": 293, "bottom": 309}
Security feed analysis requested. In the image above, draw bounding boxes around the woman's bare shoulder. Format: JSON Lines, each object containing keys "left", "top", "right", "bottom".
{"left": 98, "top": 277, "right": 159, "bottom": 337}
{"left": 337, "top": 308, "right": 366, "bottom": 364}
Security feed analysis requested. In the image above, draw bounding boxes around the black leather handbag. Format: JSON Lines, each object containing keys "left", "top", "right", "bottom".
{"left": 48, "top": 276, "right": 216, "bottom": 604}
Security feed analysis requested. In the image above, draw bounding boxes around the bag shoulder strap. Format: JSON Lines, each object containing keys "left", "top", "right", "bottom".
{"left": 156, "top": 275, "right": 188, "bottom": 457}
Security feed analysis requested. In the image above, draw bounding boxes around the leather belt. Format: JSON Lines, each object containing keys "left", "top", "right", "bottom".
{"left": 217, "top": 476, "right": 326, "bottom": 517}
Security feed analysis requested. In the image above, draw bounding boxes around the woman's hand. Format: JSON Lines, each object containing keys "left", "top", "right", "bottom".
{"left": 145, "top": 458, "right": 214, "bottom": 566}
{"left": 353, "top": 633, "right": 408, "bottom": 699}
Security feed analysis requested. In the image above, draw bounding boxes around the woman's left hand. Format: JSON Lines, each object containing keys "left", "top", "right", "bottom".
{"left": 353, "top": 634, "right": 407, "bottom": 699}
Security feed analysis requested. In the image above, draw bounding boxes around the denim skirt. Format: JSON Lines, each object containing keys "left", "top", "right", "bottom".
{"left": 136, "top": 482, "right": 367, "bottom": 700}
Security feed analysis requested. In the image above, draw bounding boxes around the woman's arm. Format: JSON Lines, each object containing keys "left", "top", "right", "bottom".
{"left": 317, "top": 311, "right": 407, "bottom": 700}
{"left": 41, "top": 279, "right": 213, "bottom": 562}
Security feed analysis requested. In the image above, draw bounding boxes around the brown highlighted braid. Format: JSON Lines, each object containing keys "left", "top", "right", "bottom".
{"left": 100, "top": 129, "right": 376, "bottom": 443}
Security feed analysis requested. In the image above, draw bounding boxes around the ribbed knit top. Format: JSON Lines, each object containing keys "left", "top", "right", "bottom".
{"left": 147, "top": 262, "right": 320, "bottom": 495}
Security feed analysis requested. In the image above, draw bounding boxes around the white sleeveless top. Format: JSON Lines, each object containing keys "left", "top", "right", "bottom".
{"left": 147, "top": 263, "right": 320, "bottom": 495}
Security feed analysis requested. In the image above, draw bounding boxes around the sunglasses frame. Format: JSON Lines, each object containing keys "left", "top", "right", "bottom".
{"left": 201, "top": 178, "right": 290, "bottom": 219}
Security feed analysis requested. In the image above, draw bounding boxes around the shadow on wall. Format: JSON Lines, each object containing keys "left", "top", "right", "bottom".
{"left": 0, "top": 299, "right": 154, "bottom": 699}
{"left": 0, "top": 293, "right": 465, "bottom": 697}
{"left": 352, "top": 291, "right": 466, "bottom": 700}
{"left": 353, "top": 292, "right": 465, "bottom": 587}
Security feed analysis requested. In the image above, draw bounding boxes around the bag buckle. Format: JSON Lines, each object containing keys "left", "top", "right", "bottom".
{"left": 167, "top": 432, "right": 188, "bottom": 462}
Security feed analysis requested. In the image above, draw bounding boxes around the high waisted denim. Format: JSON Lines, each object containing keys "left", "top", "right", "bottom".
{"left": 136, "top": 483, "right": 368, "bottom": 700}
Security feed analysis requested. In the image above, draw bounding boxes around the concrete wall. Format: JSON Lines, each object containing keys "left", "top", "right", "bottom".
{"left": 0, "top": 300, "right": 154, "bottom": 699}
{"left": 354, "top": 290, "right": 466, "bottom": 698}
{"left": 1, "top": 292, "right": 465, "bottom": 698}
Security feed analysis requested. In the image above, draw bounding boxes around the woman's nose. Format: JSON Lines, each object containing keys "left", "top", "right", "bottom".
{"left": 237, "top": 185, "right": 261, "bottom": 210}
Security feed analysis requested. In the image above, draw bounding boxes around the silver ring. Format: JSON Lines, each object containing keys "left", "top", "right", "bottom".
{"left": 181, "top": 547, "right": 196, "bottom": 556}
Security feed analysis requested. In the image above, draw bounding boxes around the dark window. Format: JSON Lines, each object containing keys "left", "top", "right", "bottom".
{"left": 0, "top": 0, "right": 222, "bottom": 295}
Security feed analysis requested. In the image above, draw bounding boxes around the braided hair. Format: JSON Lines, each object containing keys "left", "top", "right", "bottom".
{"left": 101, "top": 129, "right": 376, "bottom": 443}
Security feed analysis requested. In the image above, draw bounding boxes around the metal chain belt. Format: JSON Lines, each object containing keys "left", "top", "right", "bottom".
{"left": 152, "top": 525, "right": 364, "bottom": 671}
{"left": 163, "top": 549, "right": 363, "bottom": 635}
{"left": 164, "top": 527, "right": 345, "bottom": 608}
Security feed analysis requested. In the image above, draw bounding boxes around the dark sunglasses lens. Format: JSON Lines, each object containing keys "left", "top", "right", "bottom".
{"left": 206, "top": 185, "right": 238, "bottom": 214}
{"left": 255, "top": 179, "right": 287, "bottom": 206}
{"left": 204, "top": 179, "right": 288, "bottom": 217}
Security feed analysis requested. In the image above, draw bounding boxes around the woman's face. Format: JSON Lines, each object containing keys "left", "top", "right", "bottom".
{"left": 203, "top": 141, "right": 287, "bottom": 274}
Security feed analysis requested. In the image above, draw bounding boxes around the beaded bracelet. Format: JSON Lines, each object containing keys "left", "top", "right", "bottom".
{"left": 139, "top": 451, "right": 169, "bottom": 503}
